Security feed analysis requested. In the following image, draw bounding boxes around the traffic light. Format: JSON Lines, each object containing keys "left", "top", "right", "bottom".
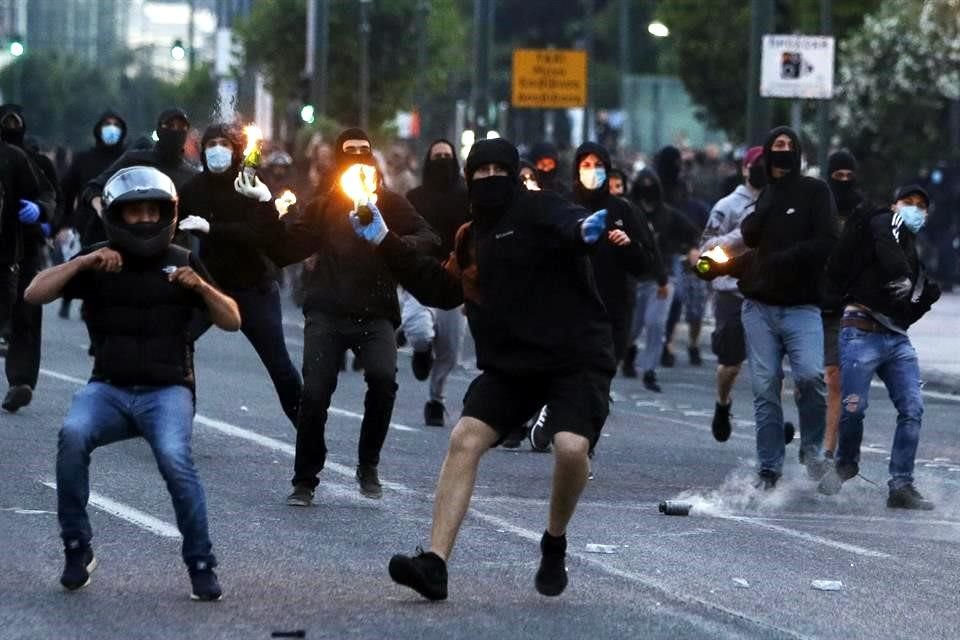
{"left": 9, "top": 34, "right": 24, "bottom": 57}
{"left": 170, "top": 39, "right": 186, "bottom": 61}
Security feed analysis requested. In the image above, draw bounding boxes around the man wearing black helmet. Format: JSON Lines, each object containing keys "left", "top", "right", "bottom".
{"left": 350, "top": 138, "right": 615, "bottom": 601}
{"left": 25, "top": 166, "right": 240, "bottom": 601}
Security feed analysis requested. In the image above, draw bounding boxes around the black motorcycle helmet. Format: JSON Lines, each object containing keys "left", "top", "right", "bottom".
{"left": 100, "top": 166, "right": 178, "bottom": 257}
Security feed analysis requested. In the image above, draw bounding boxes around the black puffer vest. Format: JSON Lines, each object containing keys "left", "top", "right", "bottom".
{"left": 84, "top": 244, "right": 200, "bottom": 390}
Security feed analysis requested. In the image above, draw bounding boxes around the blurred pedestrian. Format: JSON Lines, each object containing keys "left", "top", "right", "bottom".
{"left": 529, "top": 142, "right": 570, "bottom": 197}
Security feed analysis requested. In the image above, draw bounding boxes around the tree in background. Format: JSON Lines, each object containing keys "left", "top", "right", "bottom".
{"left": 835, "top": 0, "right": 960, "bottom": 193}
{"left": 235, "top": 0, "right": 466, "bottom": 138}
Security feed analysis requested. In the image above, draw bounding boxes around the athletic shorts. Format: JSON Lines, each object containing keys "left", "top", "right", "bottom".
{"left": 461, "top": 368, "right": 612, "bottom": 447}
{"left": 711, "top": 291, "right": 746, "bottom": 366}
{"left": 823, "top": 313, "right": 841, "bottom": 368}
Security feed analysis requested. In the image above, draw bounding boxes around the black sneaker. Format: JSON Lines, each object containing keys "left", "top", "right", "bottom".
{"left": 712, "top": 402, "right": 732, "bottom": 442}
{"left": 60, "top": 542, "right": 97, "bottom": 591}
{"left": 754, "top": 470, "right": 779, "bottom": 491}
{"left": 621, "top": 345, "right": 638, "bottom": 378}
{"left": 286, "top": 483, "right": 314, "bottom": 507}
{"left": 642, "top": 370, "right": 662, "bottom": 393}
{"left": 2, "top": 385, "right": 33, "bottom": 413}
{"left": 189, "top": 563, "right": 223, "bottom": 601}
{"left": 887, "top": 484, "right": 935, "bottom": 510}
{"left": 424, "top": 400, "right": 445, "bottom": 427}
{"left": 688, "top": 346, "right": 702, "bottom": 366}
{"left": 501, "top": 425, "right": 526, "bottom": 449}
{"left": 535, "top": 531, "right": 568, "bottom": 596}
{"left": 357, "top": 464, "right": 383, "bottom": 499}
{"left": 412, "top": 348, "right": 434, "bottom": 381}
{"left": 388, "top": 548, "right": 448, "bottom": 601}
{"left": 529, "top": 407, "right": 551, "bottom": 452}
{"left": 784, "top": 421, "right": 795, "bottom": 445}
{"left": 660, "top": 347, "right": 675, "bottom": 368}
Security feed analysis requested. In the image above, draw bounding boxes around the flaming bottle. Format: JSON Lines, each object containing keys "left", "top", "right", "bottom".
{"left": 242, "top": 125, "right": 263, "bottom": 183}
{"left": 696, "top": 246, "right": 729, "bottom": 274}
{"left": 339, "top": 164, "right": 379, "bottom": 225}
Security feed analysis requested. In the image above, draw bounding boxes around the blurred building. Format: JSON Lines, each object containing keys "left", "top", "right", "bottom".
{"left": 126, "top": 0, "right": 216, "bottom": 80}
{"left": 19, "top": 0, "right": 128, "bottom": 66}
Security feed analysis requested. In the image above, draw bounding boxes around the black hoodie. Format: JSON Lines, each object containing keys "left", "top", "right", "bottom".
{"left": 0, "top": 104, "right": 59, "bottom": 243}
{"left": 62, "top": 110, "right": 128, "bottom": 239}
{"left": 735, "top": 126, "right": 838, "bottom": 306}
{"left": 629, "top": 168, "right": 696, "bottom": 283}
{"left": 84, "top": 107, "right": 199, "bottom": 212}
{"left": 178, "top": 123, "right": 286, "bottom": 290}
{"left": 405, "top": 138, "right": 469, "bottom": 259}
{"left": 572, "top": 142, "right": 657, "bottom": 320}
{"left": 528, "top": 141, "right": 570, "bottom": 197}
{"left": 375, "top": 138, "right": 615, "bottom": 375}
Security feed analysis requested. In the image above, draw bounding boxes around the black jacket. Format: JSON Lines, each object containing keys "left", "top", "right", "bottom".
{"left": 0, "top": 141, "right": 46, "bottom": 264}
{"left": 736, "top": 127, "right": 838, "bottom": 306}
{"left": 571, "top": 142, "right": 656, "bottom": 318}
{"left": 62, "top": 110, "right": 127, "bottom": 240}
{"left": 278, "top": 185, "right": 439, "bottom": 325}
{"left": 829, "top": 209, "right": 939, "bottom": 330}
{"left": 377, "top": 188, "right": 616, "bottom": 376}
{"left": 179, "top": 172, "right": 285, "bottom": 291}
{"left": 406, "top": 140, "right": 469, "bottom": 259}
{"left": 631, "top": 169, "right": 697, "bottom": 283}
{"left": 62, "top": 243, "right": 209, "bottom": 390}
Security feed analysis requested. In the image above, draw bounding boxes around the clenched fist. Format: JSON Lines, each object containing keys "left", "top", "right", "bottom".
{"left": 167, "top": 266, "right": 207, "bottom": 291}
{"left": 81, "top": 247, "right": 123, "bottom": 273}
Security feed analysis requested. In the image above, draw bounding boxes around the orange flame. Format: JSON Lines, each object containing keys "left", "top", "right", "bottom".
{"left": 339, "top": 163, "right": 379, "bottom": 209}
{"left": 702, "top": 246, "right": 729, "bottom": 263}
{"left": 242, "top": 125, "right": 263, "bottom": 158}
{"left": 275, "top": 190, "right": 297, "bottom": 217}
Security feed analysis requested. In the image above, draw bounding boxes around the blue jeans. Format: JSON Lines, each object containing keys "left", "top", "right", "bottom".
{"left": 629, "top": 280, "right": 675, "bottom": 373}
{"left": 56, "top": 383, "right": 215, "bottom": 569}
{"left": 742, "top": 300, "right": 826, "bottom": 475}
{"left": 835, "top": 327, "right": 923, "bottom": 490}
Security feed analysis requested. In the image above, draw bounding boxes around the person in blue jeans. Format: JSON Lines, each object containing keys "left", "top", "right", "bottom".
{"left": 24, "top": 166, "right": 241, "bottom": 599}
{"left": 819, "top": 184, "right": 940, "bottom": 509}
{"left": 701, "top": 127, "right": 838, "bottom": 488}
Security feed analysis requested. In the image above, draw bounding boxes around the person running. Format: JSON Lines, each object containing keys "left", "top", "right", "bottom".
{"left": 351, "top": 138, "right": 615, "bottom": 600}
{"left": 24, "top": 166, "right": 241, "bottom": 600}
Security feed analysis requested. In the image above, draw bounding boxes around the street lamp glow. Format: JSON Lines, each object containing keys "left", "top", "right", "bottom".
{"left": 647, "top": 21, "right": 670, "bottom": 38}
{"left": 9, "top": 41, "right": 24, "bottom": 57}
{"left": 300, "top": 105, "right": 316, "bottom": 124}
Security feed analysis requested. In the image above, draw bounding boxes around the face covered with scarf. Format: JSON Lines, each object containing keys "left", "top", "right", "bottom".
{"left": 465, "top": 138, "right": 521, "bottom": 224}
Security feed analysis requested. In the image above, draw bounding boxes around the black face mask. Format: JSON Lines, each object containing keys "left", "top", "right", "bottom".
{"left": 469, "top": 175, "right": 517, "bottom": 218}
{"left": 156, "top": 128, "right": 187, "bottom": 161}
{"left": 830, "top": 178, "right": 861, "bottom": 214}
{"left": 748, "top": 164, "right": 768, "bottom": 189}
{"left": 424, "top": 158, "right": 459, "bottom": 190}
{"left": 636, "top": 184, "right": 661, "bottom": 206}
{"left": 1, "top": 125, "right": 24, "bottom": 147}
{"left": 768, "top": 149, "right": 798, "bottom": 174}
{"left": 536, "top": 167, "right": 558, "bottom": 188}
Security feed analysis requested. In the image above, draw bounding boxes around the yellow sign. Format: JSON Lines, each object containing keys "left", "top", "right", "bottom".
{"left": 511, "top": 49, "right": 587, "bottom": 109}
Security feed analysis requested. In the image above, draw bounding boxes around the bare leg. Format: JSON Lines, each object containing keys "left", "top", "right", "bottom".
{"left": 547, "top": 432, "right": 590, "bottom": 537}
{"left": 717, "top": 364, "right": 741, "bottom": 405}
{"left": 824, "top": 365, "right": 841, "bottom": 454}
{"left": 429, "top": 417, "right": 499, "bottom": 560}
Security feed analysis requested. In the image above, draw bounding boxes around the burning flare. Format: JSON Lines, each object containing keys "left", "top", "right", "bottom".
{"left": 275, "top": 190, "right": 297, "bottom": 217}
{"left": 339, "top": 163, "right": 379, "bottom": 210}
{"left": 701, "top": 246, "right": 729, "bottom": 263}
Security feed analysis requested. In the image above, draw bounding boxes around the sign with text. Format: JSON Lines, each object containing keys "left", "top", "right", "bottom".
{"left": 512, "top": 49, "right": 587, "bottom": 108}
{"left": 760, "top": 35, "right": 835, "bottom": 99}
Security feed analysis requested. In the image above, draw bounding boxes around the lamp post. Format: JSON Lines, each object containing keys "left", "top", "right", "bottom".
{"left": 359, "top": 0, "right": 372, "bottom": 130}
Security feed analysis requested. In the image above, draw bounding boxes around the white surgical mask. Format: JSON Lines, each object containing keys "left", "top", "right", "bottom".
{"left": 897, "top": 204, "right": 927, "bottom": 234}
{"left": 205, "top": 145, "right": 233, "bottom": 174}
{"left": 579, "top": 167, "right": 606, "bottom": 191}
{"left": 100, "top": 124, "right": 122, "bottom": 146}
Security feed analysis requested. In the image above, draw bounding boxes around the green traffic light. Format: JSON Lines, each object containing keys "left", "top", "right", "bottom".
{"left": 9, "top": 41, "right": 24, "bottom": 57}
{"left": 300, "top": 105, "right": 316, "bottom": 124}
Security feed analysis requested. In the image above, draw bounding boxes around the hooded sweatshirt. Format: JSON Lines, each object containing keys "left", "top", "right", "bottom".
{"left": 736, "top": 126, "right": 838, "bottom": 306}
{"left": 0, "top": 104, "right": 59, "bottom": 245}
{"left": 62, "top": 110, "right": 128, "bottom": 237}
{"left": 630, "top": 168, "right": 697, "bottom": 282}
{"left": 571, "top": 142, "right": 657, "bottom": 319}
{"left": 178, "top": 123, "right": 286, "bottom": 290}
{"left": 528, "top": 141, "right": 570, "bottom": 197}
{"left": 405, "top": 138, "right": 469, "bottom": 259}
{"left": 375, "top": 138, "right": 616, "bottom": 376}
{"left": 84, "top": 107, "right": 199, "bottom": 210}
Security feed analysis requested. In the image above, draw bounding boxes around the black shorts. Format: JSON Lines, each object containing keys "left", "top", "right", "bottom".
{"left": 823, "top": 313, "right": 841, "bottom": 368}
{"left": 461, "top": 368, "right": 612, "bottom": 446}
{"left": 711, "top": 291, "right": 746, "bottom": 366}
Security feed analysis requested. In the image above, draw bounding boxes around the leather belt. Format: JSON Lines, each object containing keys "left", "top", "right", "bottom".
{"left": 841, "top": 316, "right": 886, "bottom": 333}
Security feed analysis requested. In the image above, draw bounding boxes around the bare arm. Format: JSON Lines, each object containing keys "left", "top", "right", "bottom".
{"left": 24, "top": 248, "right": 121, "bottom": 305}
{"left": 168, "top": 267, "right": 242, "bottom": 332}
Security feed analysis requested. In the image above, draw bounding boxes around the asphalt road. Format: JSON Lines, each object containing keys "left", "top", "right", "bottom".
{"left": 2, "top": 299, "right": 958, "bottom": 640}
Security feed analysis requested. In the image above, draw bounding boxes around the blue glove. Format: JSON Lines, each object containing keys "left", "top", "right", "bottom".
{"left": 580, "top": 208, "right": 608, "bottom": 244}
{"left": 40, "top": 223, "right": 52, "bottom": 238}
{"left": 18, "top": 199, "right": 40, "bottom": 224}
{"left": 349, "top": 201, "right": 388, "bottom": 245}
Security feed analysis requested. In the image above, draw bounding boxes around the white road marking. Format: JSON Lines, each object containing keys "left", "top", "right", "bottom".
{"left": 714, "top": 513, "right": 890, "bottom": 559}
{"left": 40, "top": 368, "right": 87, "bottom": 385}
{"left": 40, "top": 481, "right": 181, "bottom": 539}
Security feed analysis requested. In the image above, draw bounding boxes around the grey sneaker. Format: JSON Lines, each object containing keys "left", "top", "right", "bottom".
{"left": 887, "top": 484, "right": 934, "bottom": 510}
{"left": 357, "top": 464, "right": 383, "bottom": 499}
{"left": 286, "top": 483, "right": 314, "bottom": 507}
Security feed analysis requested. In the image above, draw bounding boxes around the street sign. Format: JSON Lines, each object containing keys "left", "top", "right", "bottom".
{"left": 760, "top": 35, "right": 834, "bottom": 99}
{"left": 511, "top": 48, "right": 587, "bottom": 109}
